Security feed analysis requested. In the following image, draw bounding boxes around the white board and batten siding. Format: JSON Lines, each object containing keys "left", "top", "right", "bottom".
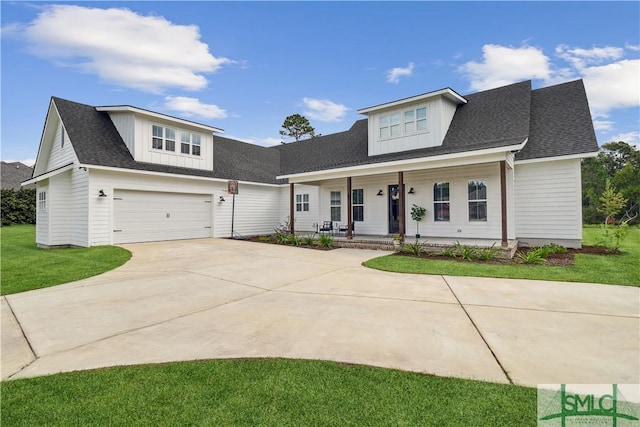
{"left": 367, "top": 96, "right": 458, "bottom": 156}
{"left": 107, "top": 112, "right": 213, "bottom": 171}
{"left": 514, "top": 159, "right": 582, "bottom": 248}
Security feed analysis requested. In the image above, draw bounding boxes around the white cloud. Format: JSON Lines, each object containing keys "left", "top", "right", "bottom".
{"left": 459, "top": 44, "right": 551, "bottom": 91}
{"left": 223, "top": 135, "right": 282, "bottom": 147}
{"left": 608, "top": 131, "right": 640, "bottom": 145}
{"left": 556, "top": 44, "right": 624, "bottom": 70}
{"left": 6, "top": 5, "right": 229, "bottom": 93}
{"left": 580, "top": 59, "right": 640, "bottom": 118}
{"left": 302, "top": 97, "right": 350, "bottom": 122}
{"left": 386, "top": 62, "right": 414, "bottom": 84}
{"left": 163, "top": 96, "right": 227, "bottom": 119}
{"left": 592, "top": 120, "right": 615, "bottom": 131}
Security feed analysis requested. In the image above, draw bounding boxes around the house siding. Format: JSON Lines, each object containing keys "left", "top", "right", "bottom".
{"left": 130, "top": 114, "right": 213, "bottom": 171}
{"left": 88, "top": 169, "right": 282, "bottom": 246}
{"left": 49, "top": 171, "right": 71, "bottom": 245}
{"left": 108, "top": 113, "right": 136, "bottom": 156}
{"left": 35, "top": 181, "right": 49, "bottom": 246}
{"left": 70, "top": 167, "right": 89, "bottom": 247}
{"left": 367, "top": 96, "right": 458, "bottom": 156}
{"left": 46, "top": 123, "right": 76, "bottom": 171}
{"left": 514, "top": 159, "right": 582, "bottom": 247}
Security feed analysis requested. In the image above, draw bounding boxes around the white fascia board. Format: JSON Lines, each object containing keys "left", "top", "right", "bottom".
{"left": 357, "top": 88, "right": 467, "bottom": 114}
{"left": 95, "top": 106, "right": 224, "bottom": 133}
{"left": 514, "top": 151, "right": 599, "bottom": 165}
{"left": 79, "top": 164, "right": 281, "bottom": 187}
{"left": 278, "top": 142, "right": 526, "bottom": 182}
{"left": 22, "top": 163, "right": 74, "bottom": 185}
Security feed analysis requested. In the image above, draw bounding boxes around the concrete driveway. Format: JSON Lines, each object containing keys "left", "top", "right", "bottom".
{"left": 2, "top": 238, "right": 639, "bottom": 387}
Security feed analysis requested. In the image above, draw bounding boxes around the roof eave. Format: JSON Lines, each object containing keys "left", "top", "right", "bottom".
{"left": 357, "top": 88, "right": 467, "bottom": 114}
{"left": 95, "top": 105, "right": 224, "bottom": 133}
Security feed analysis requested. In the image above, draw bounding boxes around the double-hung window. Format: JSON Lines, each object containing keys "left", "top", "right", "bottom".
{"left": 296, "top": 194, "right": 310, "bottom": 212}
{"left": 38, "top": 191, "right": 47, "bottom": 211}
{"left": 181, "top": 132, "right": 201, "bottom": 156}
{"left": 152, "top": 125, "right": 176, "bottom": 151}
{"left": 468, "top": 179, "right": 487, "bottom": 221}
{"left": 379, "top": 113, "right": 400, "bottom": 139}
{"left": 352, "top": 189, "right": 364, "bottom": 222}
{"left": 330, "top": 191, "right": 341, "bottom": 222}
{"left": 433, "top": 182, "right": 450, "bottom": 221}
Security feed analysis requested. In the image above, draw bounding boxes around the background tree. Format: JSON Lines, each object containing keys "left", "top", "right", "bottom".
{"left": 581, "top": 141, "right": 639, "bottom": 224}
{"left": 279, "top": 114, "right": 316, "bottom": 142}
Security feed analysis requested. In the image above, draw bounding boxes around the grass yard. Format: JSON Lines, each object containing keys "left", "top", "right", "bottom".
{"left": 1, "top": 224, "right": 131, "bottom": 295}
{"left": 364, "top": 227, "right": 640, "bottom": 286}
{"left": 1, "top": 359, "right": 537, "bottom": 426}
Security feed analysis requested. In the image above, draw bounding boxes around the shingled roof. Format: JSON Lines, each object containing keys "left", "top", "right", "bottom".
{"left": 1, "top": 161, "right": 35, "bottom": 189}
{"left": 52, "top": 97, "right": 282, "bottom": 184}
{"left": 47, "top": 79, "right": 597, "bottom": 184}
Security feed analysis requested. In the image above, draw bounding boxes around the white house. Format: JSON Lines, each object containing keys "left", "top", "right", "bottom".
{"left": 25, "top": 79, "right": 598, "bottom": 249}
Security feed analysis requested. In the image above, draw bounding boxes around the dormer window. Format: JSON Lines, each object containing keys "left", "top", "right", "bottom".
{"left": 181, "top": 132, "right": 201, "bottom": 156}
{"left": 379, "top": 107, "right": 426, "bottom": 140}
{"left": 152, "top": 125, "right": 176, "bottom": 151}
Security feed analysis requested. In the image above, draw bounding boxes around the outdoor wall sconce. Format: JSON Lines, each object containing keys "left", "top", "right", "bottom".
{"left": 376, "top": 189, "right": 384, "bottom": 196}
{"left": 79, "top": 166, "right": 87, "bottom": 171}
{"left": 219, "top": 196, "right": 226, "bottom": 202}
{"left": 98, "top": 189, "right": 107, "bottom": 197}
{"left": 408, "top": 187, "right": 415, "bottom": 194}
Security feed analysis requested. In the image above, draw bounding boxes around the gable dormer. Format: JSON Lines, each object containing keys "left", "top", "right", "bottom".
{"left": 95, "top": 105, "right": 223, "bottom": 171}
{"left": 358, "top": 88, "right": 467, "bottom": 156}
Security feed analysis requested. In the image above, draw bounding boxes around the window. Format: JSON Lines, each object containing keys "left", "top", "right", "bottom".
{"left": 433, "top": 182, "right": 450, "bottom": 221}
{"left": 181, "top": 132, "right": 201, "bottom": 156}
{"left": 296, "top": 194, "right": 309, "bottom": 212}
{"left": 330, "top": 191, "right": 341, "bottom": 222}
{"left": 380, "top": 107, "right": 426, "bottom": 139}
{"left": 152, "top": 125, "right": 176, "bottom": 151}
{"left": 38, "top": 191, "right": 47, "bottom": 211}
{"left": 352, "top": 189, "right": 364, "bottom": 222}
{"left": 468, "top": 179, "right": 487, "bottom": 221}
{"left": 379, "top": 113, "right": 400, "bottom": 138}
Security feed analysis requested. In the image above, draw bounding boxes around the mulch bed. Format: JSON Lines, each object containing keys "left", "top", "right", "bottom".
{"left": 393, "top": 245, "right": 616, "bottom": 266}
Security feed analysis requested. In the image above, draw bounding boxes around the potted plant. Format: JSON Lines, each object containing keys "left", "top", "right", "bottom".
{"left": 411, "top": 204, "right": 427, "bottom": 238}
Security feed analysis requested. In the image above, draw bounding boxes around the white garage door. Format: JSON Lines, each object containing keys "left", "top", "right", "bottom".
{"left": 113, "top": 190, "right": 212, "bottom": 244}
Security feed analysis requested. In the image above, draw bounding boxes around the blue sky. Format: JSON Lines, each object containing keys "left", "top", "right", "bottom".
{"left": 2, "top": 1, "right": 639, "bottom": 165}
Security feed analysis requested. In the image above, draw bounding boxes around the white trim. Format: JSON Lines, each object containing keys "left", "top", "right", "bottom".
{"left": 77, "top": 163, "right": 282, "bottom": 188}
{"left": 22, "top": 163, "right": 74, "bottom": 185}
{"left": 278, "top": 142, "right": 527, "bottom": 181}
{"left": 96, "top": 105, "right": 223, "bottom": 133}
{"left": 358, "top": 88, "right": 467, "bottom": 114}
{"left": 514, "top": 151, "right": 598, "bottom": 165}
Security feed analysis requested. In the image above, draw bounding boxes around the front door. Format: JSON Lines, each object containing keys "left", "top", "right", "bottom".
{"left": 388, "top": 185, "right": 401, "bottom": 234}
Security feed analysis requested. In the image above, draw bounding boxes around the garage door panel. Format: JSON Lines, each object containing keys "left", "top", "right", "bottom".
{"left": 113, "top": 190, "right": 212, "bottom": 244}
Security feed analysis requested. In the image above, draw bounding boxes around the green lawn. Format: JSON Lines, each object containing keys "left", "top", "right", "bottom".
{"left": 1, "top": 359, "right": 537, "bottom": 426}
{"left": 364, "top": 227, "right": 640, "bottom": 286}
{"left": 1, "top": 224, "right": 131, "bottom": 295}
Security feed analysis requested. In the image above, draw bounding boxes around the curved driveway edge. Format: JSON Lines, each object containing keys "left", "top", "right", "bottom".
{"left": 2, "top": 238, "right": 639, "bottom": 387}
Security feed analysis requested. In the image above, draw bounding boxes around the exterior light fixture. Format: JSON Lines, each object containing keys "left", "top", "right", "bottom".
{"left": 98, "top": 189, "right": 107, "bottom": 197}
{"left": 376, "top": 189, "right": 383, "bottom": 196}
{"left": 219, "top": 196, "right": 226, "bottom": 202}
{"left": 408, "top": 187, "right": 415, "bottom": 194}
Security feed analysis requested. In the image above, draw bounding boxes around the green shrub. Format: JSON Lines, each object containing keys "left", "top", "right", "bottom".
{"left": 287, "top": 234, "right": 303, "bottom": 246}
{"left": 302, "top": 235, "right": 316, "bottom": 246}
{"left": 258, "top": 235, "right": 271, "bottom": 243}
{"left": 1, "top": 188, "right": 36, "bottom": 226}
{"left": 476, "top": 243, "right": 500, "bottom": 261}
{"left": 597, "top": 223, "right": 629, "bottom": 252}
{"left": 275, "top": 232, "right": 289, "bottom": 244}
{"left": 453, "top": 241, "right": 477, "bottom": 261}
{"left": 516, "top": 248, "right": 547, "bottom": 264}
{"left": 317, "top": 234, "right": 334, "bottom": 248}
{"left": 437, "top": 246, "right": 457, "bottom": 258}
{"left": 402, "top": 241, "right": 425, "bottom": 256}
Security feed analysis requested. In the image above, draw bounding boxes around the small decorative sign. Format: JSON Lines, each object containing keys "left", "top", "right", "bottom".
{"left": 228, "top": 180, "right": 238, "bottom": 195}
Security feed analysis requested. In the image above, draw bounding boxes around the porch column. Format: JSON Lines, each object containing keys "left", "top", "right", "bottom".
{"left": 347, "top": 177, "right": 353, "bottom": 239}
{"left": 500, "top": 161, "right": 508, "bottom": 247}
{"left": 289, "top": 182, "right": 295, "bottom": 235}
{"left": 398, "top": 171, "right": 405, "bottom": 242}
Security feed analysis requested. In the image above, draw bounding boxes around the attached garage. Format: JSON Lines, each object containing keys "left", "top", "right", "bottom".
{"left": 113, "top": 190, "right": 212, "bottom": 244}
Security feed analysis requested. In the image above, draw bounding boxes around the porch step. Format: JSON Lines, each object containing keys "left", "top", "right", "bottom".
{"left": 334, "top": 240, "right": 395, "bottom": 251}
